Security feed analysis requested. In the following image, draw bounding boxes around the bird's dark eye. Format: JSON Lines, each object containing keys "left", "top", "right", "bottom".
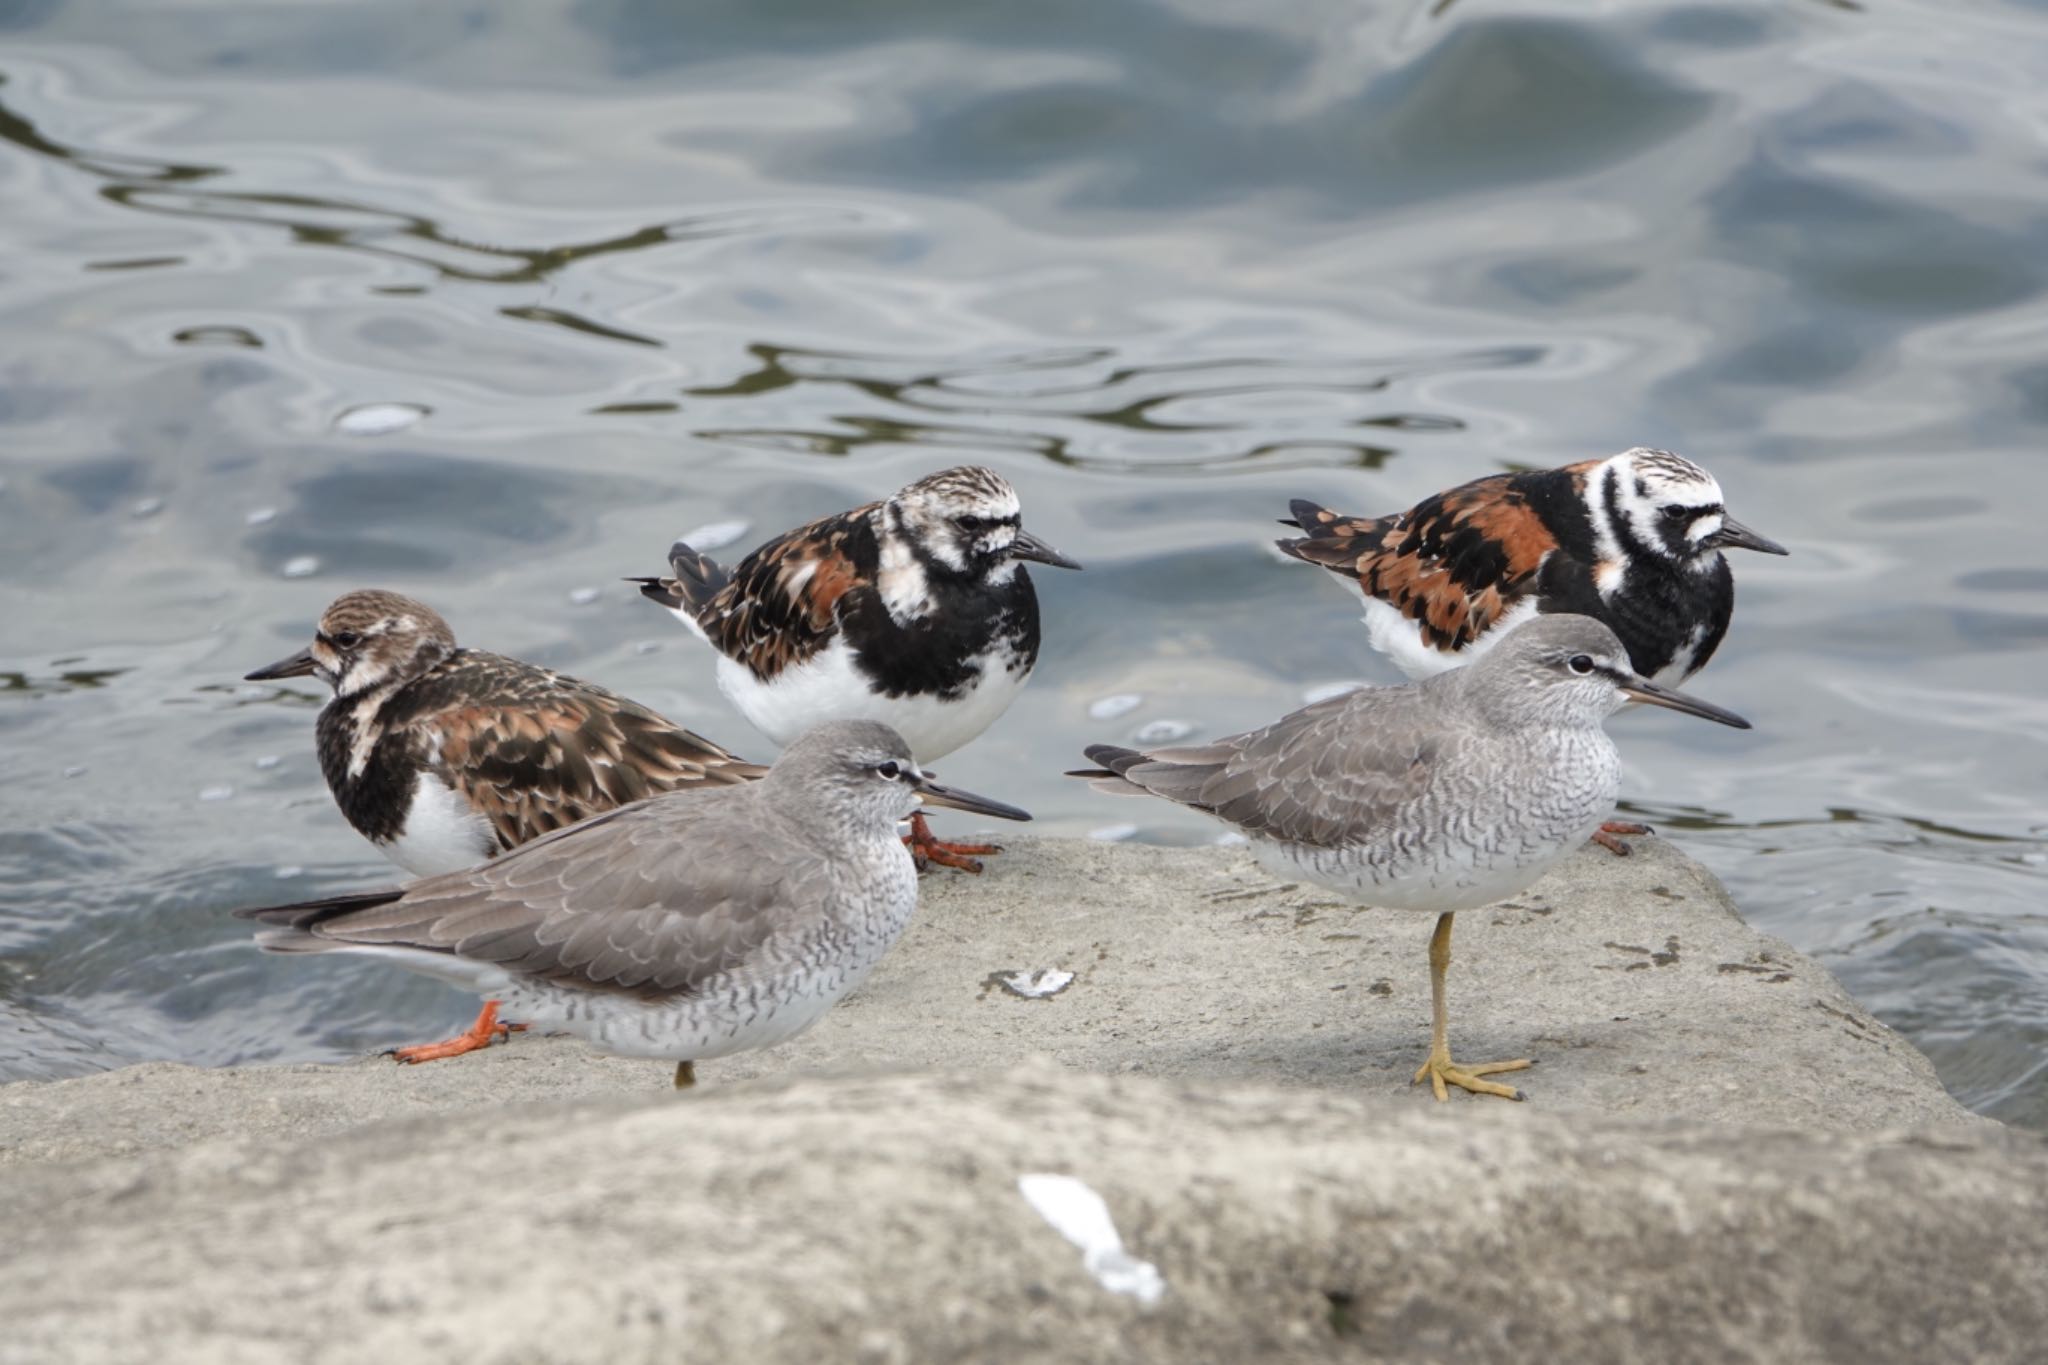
{"left": 1568, "top": 654, "right": 1595, "bottom": 675}
{"left": 876, "top": 760, "right": 902, "bottom": 780}
{"left": 329, "top": 630, "right": 362, "bottom": 650}
{"left": 955, "top": 515, "right": 985, "bottom": 534}
{"left": 1660, "top": 504, "right": 1689, "bottom": 522}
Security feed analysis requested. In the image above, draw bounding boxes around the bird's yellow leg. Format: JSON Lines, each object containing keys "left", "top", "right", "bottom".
{"left": 1410, "top": 912, "right": 1532, "bottom": 1102}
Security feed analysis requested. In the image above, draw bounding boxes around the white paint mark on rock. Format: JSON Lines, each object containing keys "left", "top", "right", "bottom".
{"left": 1088, "top": 823, "right": 1138, "bottom": 843}
{"left": 253, "top": 755, "right": 281, "bottom": 770}
{"left": 567, "top": 587, "right": 602, "bottom": 606}
{"left": 198, "top": 785, "right": 235, "bottom": 802}
{"left": 1131, "top": 718, "right": 1194, "bottom": 744}
{"left": 1212, "top": 831, "right": 1250, "bottom": 847}
{"left": 334, "top": 402, "right": 428, "bottom": 436}
{"left": 1088, "top": 693, "right": 1143, "bottom": 721}
{"left": 245, "top": 506, "right": 278, "bottom": 526}
{"left": 281, "top": 556, "right": 320, "bottom": 579}
{"left": 1017, "top": 1174, "right": 1165, "bottom": 1306}
{"left": 130, "top": 497, "right": 164, "bottom": 519}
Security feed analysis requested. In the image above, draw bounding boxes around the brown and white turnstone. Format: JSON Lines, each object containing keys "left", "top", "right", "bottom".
{"left": 631, "top": 465, "right": 1080, "bottom": 872}
{"left": 1071, "top": 615, "right": 1750, "bottom": 1101}
{"left": 1276, "top": 448, "right": 1783, "bottom": 854}
{"left": 237, "top": 720, "right": 1030, "bottom": 1089}
{"left": 245, "top": 588, "right": 761, "bottom": 1060}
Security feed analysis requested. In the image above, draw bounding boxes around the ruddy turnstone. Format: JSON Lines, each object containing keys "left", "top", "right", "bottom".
{"left": 237, "top": 720, "right": 1031, "bottom": 1088}
{"left": 245, "top": 588, "right": 761, "bottom": 1061}
{"left": 1071, "top": 615, "right": 1750, "bottom": 1102}
{"left": 632, "top": 465, "right": 1080, "bottom": 872}
{"left": 1277, "top": 447, "right": 1782, "bottom": 853}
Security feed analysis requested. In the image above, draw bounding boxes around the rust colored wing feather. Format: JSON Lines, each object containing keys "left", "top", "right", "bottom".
{"left": 397, "top": 651, "right": 762, "bottom": 854}
{"left": 1276, "top": 467, "right": 1590, "bottom": 653}
{"left": 692, "top": 507, "right": 884, "bottom": 681}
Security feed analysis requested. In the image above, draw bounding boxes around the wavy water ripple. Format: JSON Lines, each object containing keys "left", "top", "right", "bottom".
{"left": 1, "top": 0, "right": 2044, "bottom": 1127}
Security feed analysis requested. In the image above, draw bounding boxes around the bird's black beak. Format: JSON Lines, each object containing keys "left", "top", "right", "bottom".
{"left": 244, "top": 646, "right": 318, "bottom": 682}
{"left": 911, "top": 771, "right": 1033, "bottom": 822}
{"left": 1703, "top": 516, "right": 1787, "bottom": 556}
{"left": 1618, "top": 676, "right": 1751, "bottom": 730}
{"left": 1009, "top": 528, "right": 1082, "bottom": 571}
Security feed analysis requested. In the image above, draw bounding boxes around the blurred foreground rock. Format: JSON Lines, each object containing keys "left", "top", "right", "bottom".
{"left": 4, "top": 838, "right": 2036, "bottom": 1364}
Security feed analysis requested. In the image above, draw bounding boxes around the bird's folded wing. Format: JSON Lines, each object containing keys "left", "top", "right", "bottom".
{"left": 699, "top": 507, "right": 882, "bottom": 680}
{"left": 392, "top": 654, "right": 765, "bottom": 852}
{"left": 1089, "top": 693, "right": 1451, "bottom": 849}
{"left": 286, "top": 797, "right": 812, "bottom": 998}
{"left": 1278, "top": 474, "right": 1563, "bottom": 651}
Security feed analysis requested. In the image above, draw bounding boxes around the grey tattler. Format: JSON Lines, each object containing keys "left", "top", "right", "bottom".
{"left": 236, "top": 720, "right": 1030, "bottom": 1088}
{"left": 1070, "top": 614, "right": 1749, "bottom": 1102}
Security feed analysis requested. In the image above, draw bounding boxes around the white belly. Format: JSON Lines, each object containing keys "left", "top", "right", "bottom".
{"left": 380, "top": 774, "right": 496, "bottom": 878}
{"left": 1359, "top": 596, "right": 1539, "bottom": 680}
{"left": 1252, "top": 834, "right": 1582, "bottom": 915}
{"left": 716, "top": 638, "right": 1029, "bottom": 762}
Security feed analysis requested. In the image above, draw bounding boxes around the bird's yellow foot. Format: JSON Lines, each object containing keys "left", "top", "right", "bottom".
{"left": 905, "top": 811, "right": 1000, "bottom": 875}
{"left": 388, "top": 999, "right": 525, "bottom": 1064}
{"left": 1591, "top": 820, "right": 1652, "bottom": 857}
{"left": 1412, "top": 1050, "right": 1532, "bottom": 1102}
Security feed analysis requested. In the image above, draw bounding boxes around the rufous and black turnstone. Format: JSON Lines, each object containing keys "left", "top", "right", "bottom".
{"left": 237, "top": 720, "right": 1031, "bottom": 1089}
{"left": 1072, "top": 615, "right": 1750, "bottom": 1101}
{"left": 1277, "top": 447, "right": 1783, "bottom": 854}
{"left": 245, "top": 588, "right": 761, "bottom": 1060}
{"left": 632, "top": 465, "right": 1080, "bottom": 872}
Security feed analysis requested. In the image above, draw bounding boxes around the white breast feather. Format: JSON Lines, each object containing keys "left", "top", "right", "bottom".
{"left": 381, "top": 773, "right": 496, "bottom": 878}
{"left": 1360, "top": 596, "right": 1540, "bottom": 680}
{"left": 715, "top": 637, "right": 1029, "bottom": 761}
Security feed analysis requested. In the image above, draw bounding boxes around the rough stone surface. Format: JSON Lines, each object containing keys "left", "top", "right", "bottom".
{"left": 2, "top": 1066, "right": 2043, "bottom": 1365}
{"left": 1, "top": 837, "right": 2024, "bottom": 1364}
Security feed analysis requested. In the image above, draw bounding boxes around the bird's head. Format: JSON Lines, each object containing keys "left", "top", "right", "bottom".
{"left": 1599, "top": 448, "right": 1786, "bottom": 570}
{"left": 887, "top": 466, "right": 1080, "bottom": 583}
{"left": 244, "top": 589, "right": 456, "bottom": 699}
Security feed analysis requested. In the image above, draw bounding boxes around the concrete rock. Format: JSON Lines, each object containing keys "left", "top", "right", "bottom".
{"left": 1, "top": 1066, "right": 2042, "bottom": 1365}
{"left": 0, "top": 837, "right": 2023, "bottom": 1364}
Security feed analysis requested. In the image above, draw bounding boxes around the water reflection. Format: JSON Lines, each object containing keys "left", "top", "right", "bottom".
{"left": 0, "top": 0, "right": 2044, "bottom": 1133}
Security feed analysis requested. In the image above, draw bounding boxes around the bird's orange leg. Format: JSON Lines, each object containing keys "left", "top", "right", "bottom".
{"left": 389, "top": 999, "right": 526, "bottom": 1065}
{"left": 904, "top": 810, "right": 1001, "bottom": 875}
{"left": 1591, "top": 821, "right": 1653, "bottom": 857}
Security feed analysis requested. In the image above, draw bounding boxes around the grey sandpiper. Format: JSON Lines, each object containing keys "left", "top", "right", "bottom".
{"left": 1070, "top": 614, "right": 1750, "bottom": 1101}
{"left": 236, "top": 719, "right": 1030, "bottom": 1088}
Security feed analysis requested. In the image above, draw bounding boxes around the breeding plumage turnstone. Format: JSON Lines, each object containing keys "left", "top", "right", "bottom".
{"left": 1277, "top": 447, "right": 1782, "bottom": 854}
{"left": 1277, "top": 448, "right": 1786, "bottom": 685}
{"left": 237, "top": 720, "right": 1031, "bottom": 1088}
{"left": 1071, "top": 615, "right": 1750, "bottom": 1102}
{"left": 632, "top": 465, "right": 1079, "bottom": 872}
{"left": 245, "top": 588, "right": 761, "bottom": 1061}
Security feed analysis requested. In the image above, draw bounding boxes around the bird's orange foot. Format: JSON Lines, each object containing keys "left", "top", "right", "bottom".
{"left": 1591, "top": 821, "right": 1653, "bottom": 857}
{"left": 905, "top": 811, "right": 1001, "bottom": 875}
{"left": 388, "top": 999, "right": 526, "bottom": 1065}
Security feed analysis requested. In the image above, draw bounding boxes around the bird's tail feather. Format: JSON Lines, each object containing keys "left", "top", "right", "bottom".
{"left": 1067, "top": 744, "right": 1229, "bottom": 807}
{"left": 235, "top": 887, "right": 408, "bottom": 954}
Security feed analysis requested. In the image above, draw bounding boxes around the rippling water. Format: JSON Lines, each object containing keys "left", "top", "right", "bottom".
{"left": 3, "top": 0, "right": 2044, "bottom": 1125}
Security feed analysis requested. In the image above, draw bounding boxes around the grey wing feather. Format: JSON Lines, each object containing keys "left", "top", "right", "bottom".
{"left": 1083, "top": 690, "right": 1448, "bottom": 849}
{"left": 291, "top": 789, "right": 814, "bottom": 998}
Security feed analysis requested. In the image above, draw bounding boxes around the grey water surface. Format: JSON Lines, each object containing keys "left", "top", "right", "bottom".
{"left": 2, "top": 0, "right": 2045, "bottom": 1125}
